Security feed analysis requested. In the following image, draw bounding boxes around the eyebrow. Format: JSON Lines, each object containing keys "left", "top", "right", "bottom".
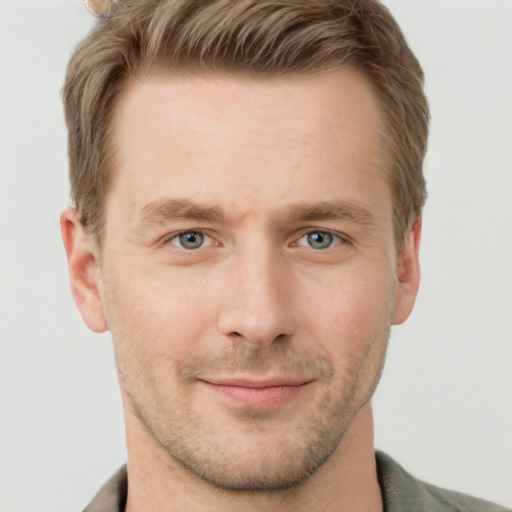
{"left": 138, "top": 198, "right": 227, "bottom": 225}
{"left": 286, "top": 200, "right": 377, "bottom": 227}
{"left": 136, "top": 198, "right": 377, "bottom": 227}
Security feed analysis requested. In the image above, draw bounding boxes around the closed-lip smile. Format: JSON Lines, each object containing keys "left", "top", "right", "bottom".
{"left": 198, "top": 376, "right": 313, "bottom": 408}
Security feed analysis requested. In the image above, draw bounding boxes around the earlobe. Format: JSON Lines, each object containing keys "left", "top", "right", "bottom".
{"left": 60, "top": 207, "right": 108, "bottom": 333}
{"left": 392, "top": 217, "right": 422, "bottom": 325}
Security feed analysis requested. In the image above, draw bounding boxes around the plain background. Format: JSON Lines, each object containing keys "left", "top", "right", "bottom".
{"left": 0, "top": 1, "right": 511, "bottom": 510}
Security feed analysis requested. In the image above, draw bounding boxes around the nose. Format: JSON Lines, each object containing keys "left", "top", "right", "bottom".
{"left": 217, "top": 244, "right": 297, "bottom": 347}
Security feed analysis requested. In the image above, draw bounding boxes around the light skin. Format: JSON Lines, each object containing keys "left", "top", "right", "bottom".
{"left": 61, "top": 70, "right": 421, "bottom": 511}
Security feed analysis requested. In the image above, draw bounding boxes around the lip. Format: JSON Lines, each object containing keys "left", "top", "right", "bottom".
{"left": 198, "top": 376, "right": 313, "bottom": 408}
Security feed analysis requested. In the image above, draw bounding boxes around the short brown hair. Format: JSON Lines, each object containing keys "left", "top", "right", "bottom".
{"left": 63, "top": 0, "right": 429, "bottom": 247}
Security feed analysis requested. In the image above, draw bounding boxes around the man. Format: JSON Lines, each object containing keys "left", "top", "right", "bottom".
{"left": 60, "top": 1, "right": 508, "bottom": 510}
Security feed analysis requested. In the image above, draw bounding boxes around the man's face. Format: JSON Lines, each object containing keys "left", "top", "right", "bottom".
{"left": 80, "top": 71, "right": 418, "bottom": 490}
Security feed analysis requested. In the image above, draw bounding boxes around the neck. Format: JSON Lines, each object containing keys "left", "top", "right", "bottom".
{"left": 124, "top": 402, "right": 382, "bottom": 512}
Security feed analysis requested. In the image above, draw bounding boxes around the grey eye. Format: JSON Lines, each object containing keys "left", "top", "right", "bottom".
{"left": 304, "top": 232, "right": 334, "bottom": 249}
{"left": 174, "top": 232, "right": 205, "bottom": 250}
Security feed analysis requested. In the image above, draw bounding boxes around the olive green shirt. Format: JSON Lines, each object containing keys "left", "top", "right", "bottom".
{"left": 83, "top": 451, "right": 510, "bottom": 511}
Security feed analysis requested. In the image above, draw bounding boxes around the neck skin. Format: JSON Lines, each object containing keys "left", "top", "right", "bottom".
{"left": 124, "top": 402, "right": 382, "bottom": 512}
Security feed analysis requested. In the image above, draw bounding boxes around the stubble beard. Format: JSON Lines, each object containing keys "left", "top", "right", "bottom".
{"left": 121, "top": 322, "right": 391, "bottom": 493}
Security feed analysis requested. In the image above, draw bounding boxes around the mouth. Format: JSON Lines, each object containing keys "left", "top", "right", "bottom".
{"left": 197, "top": 376, "right": 313, "bottom": 408}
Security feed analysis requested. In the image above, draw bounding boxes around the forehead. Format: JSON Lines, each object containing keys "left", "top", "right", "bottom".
{"left": 112, "top": 69, "right": 382, "bottom": 150}
{"left": 106, "top": 69, "right": 388, "bottom": 225}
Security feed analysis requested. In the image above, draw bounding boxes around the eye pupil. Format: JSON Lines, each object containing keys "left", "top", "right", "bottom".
{"left": 179, "top": 232, "right": 204, "bottom": 249}
{"left": 307, "top": 232, "right": 333, "bottom": 249}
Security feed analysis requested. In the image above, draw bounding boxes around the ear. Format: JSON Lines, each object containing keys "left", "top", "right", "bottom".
{"left": 392, "top": 217, "right": 422, "bottom": 325}
{"left": 60, "top": 207, "right": 108, "bottom": 333}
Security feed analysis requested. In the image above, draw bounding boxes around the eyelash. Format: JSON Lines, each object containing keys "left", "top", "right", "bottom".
{"left": 161, "top": 231, "right": 216, "bottom": 250}
{"left": 162, "top": 229, "right": 349, "bottom": 251}
{"left": 293, "top": 230, "right": 347, "bottom": 250}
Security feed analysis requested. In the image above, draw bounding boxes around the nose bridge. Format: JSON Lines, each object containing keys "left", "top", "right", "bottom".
{"left": 218, "top": 239, "right": 295, "bottom": 346}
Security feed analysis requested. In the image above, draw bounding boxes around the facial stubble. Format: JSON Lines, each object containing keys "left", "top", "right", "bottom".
{"left": 115, "top": 314, "right": 391, "bottom": 494}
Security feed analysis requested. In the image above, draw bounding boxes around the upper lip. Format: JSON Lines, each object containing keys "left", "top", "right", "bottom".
{"left": 198, "top": 376, "right": 313, "bottom": 388}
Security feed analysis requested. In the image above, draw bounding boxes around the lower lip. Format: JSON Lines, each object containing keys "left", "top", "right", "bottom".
{"left": 202, "top": 382, "right": 308, "bottom": 408}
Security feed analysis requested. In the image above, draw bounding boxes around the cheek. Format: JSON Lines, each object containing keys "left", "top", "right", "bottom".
{"left": 102, "top": 264, "right": 219, "bottom": 373}
{"left": 307, "top": 274, "right": 393, "bottom": 406}
{"left": 299, "top": 266, "right": 394, "bottom": 358}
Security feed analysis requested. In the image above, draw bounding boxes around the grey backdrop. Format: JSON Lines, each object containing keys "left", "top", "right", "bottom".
{"left": 0, "top": 1, "right": 511, "bottom": 510}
